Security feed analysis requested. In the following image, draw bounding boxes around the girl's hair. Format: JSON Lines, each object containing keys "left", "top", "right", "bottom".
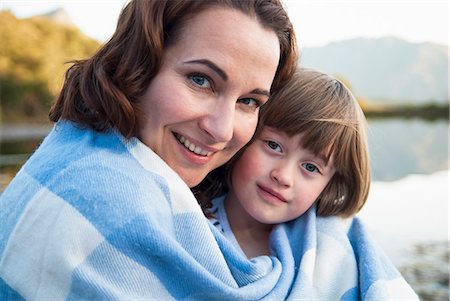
{"left": 49, "top": 0, "right": 298, "bottom": 138}
{"left": 194, "top": 68, "right": 370, "bottom": 218}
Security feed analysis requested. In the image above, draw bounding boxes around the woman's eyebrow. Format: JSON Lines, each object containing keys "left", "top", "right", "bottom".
{"left": 184, "top": 59, "right": 270, "bottom": 97}
{"left": 250, "top": 88, "right": 270, "bottom": 98}
{"left": 184, "top": 59, "right": 228, "bottom": 81}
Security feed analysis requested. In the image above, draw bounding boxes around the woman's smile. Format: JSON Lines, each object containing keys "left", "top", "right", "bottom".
{"left": 175, "top": 133, "right": 215, "bottom": 157}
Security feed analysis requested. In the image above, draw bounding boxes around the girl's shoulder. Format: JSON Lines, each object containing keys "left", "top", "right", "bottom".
{"left": 208, "top": 195, "right": 227, "bottom": 232}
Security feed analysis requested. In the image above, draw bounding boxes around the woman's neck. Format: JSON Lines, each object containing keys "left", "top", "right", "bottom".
{"left": 224, "top": 191, "right": 273, "bottom": 258}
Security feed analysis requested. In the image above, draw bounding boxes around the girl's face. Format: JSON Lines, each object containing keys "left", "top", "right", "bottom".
{"left": 138, "top": 7, "right": 280, "bottom": 187}
{"left": 226, "top": 127, "right": 336, "bottom": 226}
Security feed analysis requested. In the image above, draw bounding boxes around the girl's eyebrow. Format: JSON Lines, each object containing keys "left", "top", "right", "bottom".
{"left": 317, "top": 155, "right": 327, "bottom": 166}
{"left": 184, "top": 59, "right": 228, "bottom": 81}
{"left": 304, "top": 147, "right": 327, "bottom": 166}
{"left": 317, "top": 151, "right": 334, "bottom": 167}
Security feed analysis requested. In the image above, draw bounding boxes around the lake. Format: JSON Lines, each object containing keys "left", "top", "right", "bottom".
{"left": 368, "top": 118, "right": 448, "bottom": 181}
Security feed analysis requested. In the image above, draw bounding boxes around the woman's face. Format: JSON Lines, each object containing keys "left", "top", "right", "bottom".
{"left": 138, "top": 7, "right": 280, "bottom": 187}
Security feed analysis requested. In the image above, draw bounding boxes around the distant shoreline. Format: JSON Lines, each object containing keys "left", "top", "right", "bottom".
{"left": 362, "top": 102, "right": 449, "bottom": 120}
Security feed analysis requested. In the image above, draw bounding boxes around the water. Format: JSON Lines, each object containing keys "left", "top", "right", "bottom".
{"left": 368, "top": 118, "right": 448, "bottom": 181}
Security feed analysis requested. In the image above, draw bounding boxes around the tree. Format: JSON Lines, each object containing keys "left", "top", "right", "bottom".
{"left": 0, "top": 10, "right": 100, "bottom": 122}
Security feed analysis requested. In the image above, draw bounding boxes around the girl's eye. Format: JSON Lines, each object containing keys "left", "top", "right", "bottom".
{"left": 302, "top": 163, "right": 320, "bottom": 173}
{"left": 266, "top": 140, "right": 282, "bottom": 152}
{"left": 190, "top": 74, "right": 211, "bottom": 89}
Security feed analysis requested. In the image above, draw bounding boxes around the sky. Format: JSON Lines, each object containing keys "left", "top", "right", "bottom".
{"left": 1, "top": 0, "right": 449, "bottom": 48}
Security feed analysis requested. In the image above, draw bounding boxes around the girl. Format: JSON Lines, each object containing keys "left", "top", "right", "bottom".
{"left": 194, "top": 68, "right": 418, "bottom": 300}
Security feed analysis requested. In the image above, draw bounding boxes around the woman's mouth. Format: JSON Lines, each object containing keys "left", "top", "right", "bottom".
{"left": 175, "top": 134, "right": 213, "bottom": 157}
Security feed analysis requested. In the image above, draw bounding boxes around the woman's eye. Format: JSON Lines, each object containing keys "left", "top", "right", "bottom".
{"left": 190, "top": 74, "right": 211, "bottom": 89}
{"left": 238, "top": 98, "right": 261, "bottom": 111}
{"left": 266, "top": 140, "right": 282, "bottom": 152}
{"left": 303, "top": 163, "right": 319, "bottom": 173}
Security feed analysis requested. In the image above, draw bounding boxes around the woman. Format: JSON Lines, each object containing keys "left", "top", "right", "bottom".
{"left": 0, "top": 0, "right": 297, "bottom": 300}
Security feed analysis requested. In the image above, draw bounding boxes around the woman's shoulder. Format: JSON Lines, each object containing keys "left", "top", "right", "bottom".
{"left": 18, "top": 121, "right": 172, "bottom": 209}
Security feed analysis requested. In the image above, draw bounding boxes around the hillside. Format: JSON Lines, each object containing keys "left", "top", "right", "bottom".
{"left": 301, "top": 37, "right": 448, "bottom": 104}
{"left": 0, "top": 9, "right": 100, "bottom": 122}
{"left": 0, "top": 9, "right": 447, "bottom": 122}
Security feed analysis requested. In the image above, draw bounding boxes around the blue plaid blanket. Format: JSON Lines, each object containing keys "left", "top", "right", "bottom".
{"left": 0, "top": 121, "right": 418, "bottom": 300}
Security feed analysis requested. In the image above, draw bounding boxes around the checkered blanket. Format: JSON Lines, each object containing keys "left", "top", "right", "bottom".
{"left": 0, "top": 121, "right": 418, "bottom": 300}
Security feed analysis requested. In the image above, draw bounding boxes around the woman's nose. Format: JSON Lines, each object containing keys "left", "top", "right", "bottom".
{"left": 199, "top": 101, "right": 234, "bottom": 143}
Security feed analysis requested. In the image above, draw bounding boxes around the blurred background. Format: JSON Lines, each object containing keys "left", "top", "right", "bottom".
{"left": 0, "top": 1, "right": 448, "bottom": 299}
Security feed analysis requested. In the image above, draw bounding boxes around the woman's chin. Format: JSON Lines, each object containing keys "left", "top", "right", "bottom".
{"left": 180, "top": 171, "right": 205, "bottom": 188}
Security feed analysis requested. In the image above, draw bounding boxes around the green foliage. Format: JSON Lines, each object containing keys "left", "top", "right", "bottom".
{"left": 363, "top": 101, "right": 449, "bottom": 121}
{"left": 0, "top": 10, "right": 100, "bottom": 122}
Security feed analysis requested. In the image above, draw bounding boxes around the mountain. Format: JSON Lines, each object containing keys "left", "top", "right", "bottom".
{"left": 301, "top": 37, "right": 448, "bottom": 104}
{"left": 35, "top": 8, "right": 76, "bottom": 28}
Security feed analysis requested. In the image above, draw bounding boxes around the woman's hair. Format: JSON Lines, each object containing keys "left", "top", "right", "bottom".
{"left": 49, "top": 0, "right": 298, "bottom": 138}
{"left": 195, "top": 68, "right": 370, "bottom": 218}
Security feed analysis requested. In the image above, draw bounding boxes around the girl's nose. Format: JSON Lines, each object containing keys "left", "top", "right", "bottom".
{"left": 270, "top": 163, "right": 293, "bottom": 187}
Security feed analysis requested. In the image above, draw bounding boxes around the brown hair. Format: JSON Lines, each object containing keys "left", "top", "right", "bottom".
{"left": 195, "top": 68, "right": 370, "bottom": 218}
{"left": 49, "top": 0, "right": 298, "bottom": 138}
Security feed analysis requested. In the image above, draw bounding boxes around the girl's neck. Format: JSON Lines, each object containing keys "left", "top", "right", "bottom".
{"left": 224, "top": 191, "right": 273, "bottom": 258}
